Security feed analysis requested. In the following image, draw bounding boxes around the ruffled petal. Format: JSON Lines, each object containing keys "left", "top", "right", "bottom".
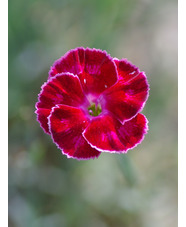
{"left": 101, "top": 59, "right": 149, "bottom": 123}
{"left": 49, "top": 48, "right": 85, "bottom": 77}
{"left": 83, "top": 115, "right": 126, "bottom": 152}
{"left": 48, "top": 104, "right": 101, "bottom": 160}
{"left": 83, "top": 113, "right": 148, "bottom": 153}
{"left": 49, "top": 47, "right": 118, "bottom": 95}
{"left": 117, "top": 113, "right": 148, "bottom": 151}
{"left": 35, "top": 108, "right": 51, "bottom": 134}
{"left": 114, "top": 58, "right": 140, "bottom": 81}
{"left": 35, "top": 73, "right": 86, "bottom": 134}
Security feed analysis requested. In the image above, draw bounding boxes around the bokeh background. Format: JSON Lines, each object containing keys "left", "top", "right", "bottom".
{"left": 8, "top": 0, "right": 178, "bottom": 226}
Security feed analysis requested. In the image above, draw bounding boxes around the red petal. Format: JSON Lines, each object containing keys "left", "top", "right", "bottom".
{"left": 101, "top": 60, "right": 149, "bottom": 123}
{"left": 117, "top": 113, "right": 148, "bottom": 151}
{"left": 114, "top": 58, "right": 140, "bottom": 81}
{"left": 83, "top": 113, "right": 148, "bottom": 153}
{"left": 48, "top": 104, "right": 101, "bottom": 160}
{"left": 35, "top": 108, "right": 51, "bottom": 134}
{"left": 83, "top": 115, "right": 126, "bottom": 152}
{"left": 49, "top": 48, "right": 85, "bottom": 77}
{"left": 49, "top": 47, "right": 118, "bottom": 95}
{"left": 35, "top": 73, "right": 86, "bottom": 134}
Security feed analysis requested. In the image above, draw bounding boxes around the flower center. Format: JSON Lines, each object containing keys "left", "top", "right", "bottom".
{"left": 88, "top": 103, "right": 102, "bottom": 116}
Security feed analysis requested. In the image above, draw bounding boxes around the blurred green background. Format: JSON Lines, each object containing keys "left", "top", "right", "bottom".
{"left": 8, "top": 0, "right": 177, "bottom": 226}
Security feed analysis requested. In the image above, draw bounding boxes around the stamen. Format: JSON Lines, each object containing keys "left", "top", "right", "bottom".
{"left": 88, "top": 103, "right": 102, "bottom": 116}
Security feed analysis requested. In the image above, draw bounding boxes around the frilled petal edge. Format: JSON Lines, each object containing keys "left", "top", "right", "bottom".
{"left": 49, "top": 47, "right": 118, "bottom": 95}
{"left": 101, "top": 60, "right": 149, "bottom": 123}
{"left": 35, "top": 72, "right": 86, "bottom": 134}
{"left": 83, "top": 115, "right": 126, "bottom": 152}
{"left": 83, "top": 113, "right": 148, "bottom": 153}
{"left": 48, "top": 104, "right": 101, "bottom": 160}
{"left": 35, "top": 108, "right": 51, "bottom": 134}
{"left": 117, "top": 113, "right": 148, "bottom": 151}
{"left": 114, "top": 58, "right": 140, "bottom": 81}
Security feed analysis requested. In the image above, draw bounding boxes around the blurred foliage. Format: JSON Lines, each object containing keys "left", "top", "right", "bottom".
{"left": 9, "top": 0, "right": 177, "bottom": 226}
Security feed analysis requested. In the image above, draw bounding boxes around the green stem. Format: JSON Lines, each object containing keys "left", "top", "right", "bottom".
{"left": 117, "top": 154, "right": 138, "bottom": 187}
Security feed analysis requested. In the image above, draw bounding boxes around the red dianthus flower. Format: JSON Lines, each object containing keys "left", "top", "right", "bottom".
{"left": 35, "top": 47, "right": 149, "bottom": 160}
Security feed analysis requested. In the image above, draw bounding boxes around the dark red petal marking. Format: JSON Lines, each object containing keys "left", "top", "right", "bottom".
{"left": 114, "top": 58, "right": 140, "bottom": 81}
{"left": 49, "top": 47, "right": 118, "bottom": 95}
{"left": 35, "top": 108, "right": 51, "bottom": 134}
{"left": 83, "top": 113, "right": 148, "bottom": 153}
{"left": 35, "top": 73, "right": 86, "bottom": 134}
{"left": 49, "top": 48, "right": 85, "bottom": 77}
{"left": 83, "top": 115, "right": 126, "bottom": 152}
{"left": 49, "top": 104, "right": 101, "bottom": 160}
{"left": 117, "top": 113, "right": 148, "bottom": 151}
{"left": 102, "top": 60, "right": 149, "bottom": 123}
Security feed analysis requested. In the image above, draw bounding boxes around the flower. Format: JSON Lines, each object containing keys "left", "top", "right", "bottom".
{"left": 35, "top": 47, "right": 149, "bottom": 160}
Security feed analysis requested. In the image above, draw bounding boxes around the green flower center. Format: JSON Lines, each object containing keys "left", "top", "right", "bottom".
{"left": 88, "top": 103, "right": 102, "bottom": 116}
